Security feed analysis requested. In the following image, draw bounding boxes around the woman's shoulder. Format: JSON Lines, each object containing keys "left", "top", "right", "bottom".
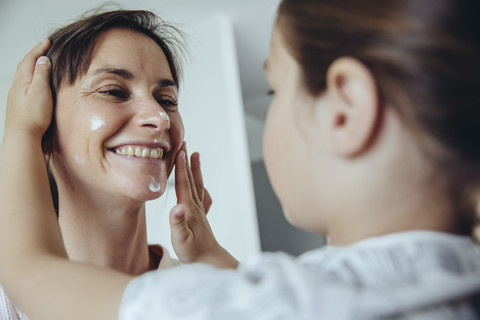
{"left": 0, "top": 284, "right": 29, "bottom": 320}
{"left": 148, "top": 244, "right": 181, "bottom": 270}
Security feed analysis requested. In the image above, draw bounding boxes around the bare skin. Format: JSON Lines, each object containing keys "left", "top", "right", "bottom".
{"left": 0, "top": 41, "right": 236, "bottom": 320}
{"left": 0, "top": 17, "right": 467, "bottom": 320}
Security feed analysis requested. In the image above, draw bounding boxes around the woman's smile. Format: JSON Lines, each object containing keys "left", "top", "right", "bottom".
{"left": 52, "top": 28, "right": 184, "bottom": 202}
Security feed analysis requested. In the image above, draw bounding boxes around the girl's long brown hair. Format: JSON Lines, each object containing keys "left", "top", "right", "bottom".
{"left": 278, "top": 0, "right": 480, "bottom": 239}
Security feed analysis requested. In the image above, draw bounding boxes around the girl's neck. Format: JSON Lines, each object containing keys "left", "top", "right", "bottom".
{"left": 58, "top": 195, "right": 153, "bottom": 275}
{"left": 324, "top": 107, "right": 461, "bottom": 246}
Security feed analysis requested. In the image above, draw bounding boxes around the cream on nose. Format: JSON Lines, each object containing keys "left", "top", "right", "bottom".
{"left": 136, "top": 101, "right": 170, "bottom": 130}
{"left": 158, "top": 111, "right": 170, "bottom": 125}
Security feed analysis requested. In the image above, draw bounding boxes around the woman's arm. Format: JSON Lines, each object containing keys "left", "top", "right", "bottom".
{"left": 0, "top": 41, "right": 131, "bottom": 320}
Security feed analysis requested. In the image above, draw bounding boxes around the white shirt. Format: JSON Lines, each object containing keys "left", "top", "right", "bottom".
{"left": 0, "top": 285, "right": 27, "bottom": 320}
{"left": 120, "top": 231, "right": 480, "bottom": 320}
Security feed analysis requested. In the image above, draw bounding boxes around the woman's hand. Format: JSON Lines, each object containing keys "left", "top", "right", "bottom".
{"left": 4, "top": 39, "right": 52, "bottom": 139}
{"left": 169, "top": 143, "right": 239, "bottom": 269}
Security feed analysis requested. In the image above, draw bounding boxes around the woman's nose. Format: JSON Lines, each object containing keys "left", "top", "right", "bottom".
{"left": 134, "top": 99, "right": 170, "bottom": 130}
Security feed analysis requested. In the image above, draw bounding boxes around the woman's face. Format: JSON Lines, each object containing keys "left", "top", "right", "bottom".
{"left": 53, "top": 28, "right": 184, "bottom": 203}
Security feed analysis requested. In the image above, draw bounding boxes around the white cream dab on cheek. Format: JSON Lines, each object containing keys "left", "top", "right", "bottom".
{"left": 74, "top": 155, "right": 85, "bottom": 164}
{"left": 90, "top": 116, "right": 106, "bottom": 131}
{"left": 149, "top": 177, "right": 162, "bottom": 193}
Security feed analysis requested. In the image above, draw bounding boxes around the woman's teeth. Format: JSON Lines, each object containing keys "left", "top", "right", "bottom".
{"left": 114, "top": 146, "right": 164, "bottom": 159}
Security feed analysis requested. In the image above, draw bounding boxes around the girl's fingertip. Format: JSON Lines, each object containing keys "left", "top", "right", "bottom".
{"left": 178, "top": 150, "right": 185, "bottom": 160}
{"left": 36, "top": 56, "right": 50, "bottom": 65}
{"left": 37, "top": 39, "right": 49, "bottom": 47}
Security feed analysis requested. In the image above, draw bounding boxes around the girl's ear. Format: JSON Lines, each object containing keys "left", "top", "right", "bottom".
{"left": 323, "top": 57, "right": 380, "bottom": 157}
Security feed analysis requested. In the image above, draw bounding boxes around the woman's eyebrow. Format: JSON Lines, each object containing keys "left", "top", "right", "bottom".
{"left": 88, "top": 68, "right": 177, "bottom": 89}
{"left": 90, "top": 67, "right": 134, "bottom": 79}
{"left": 157, "top": 79, "right": 177, "bottom": 89}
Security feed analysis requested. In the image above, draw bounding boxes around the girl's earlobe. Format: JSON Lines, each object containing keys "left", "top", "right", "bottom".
{"left": 325, "top": 57, "right": 380, "bottom": 157}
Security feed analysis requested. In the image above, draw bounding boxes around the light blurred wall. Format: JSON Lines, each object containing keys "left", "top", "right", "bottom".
{"left": 0, "top": 0, "right": 261, "bottom": 261}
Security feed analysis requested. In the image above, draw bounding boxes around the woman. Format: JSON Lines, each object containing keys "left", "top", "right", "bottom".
{"left": 1, "top": 0, "right": 480, "bottom": 319}
{"left": 0, "top": 8, "right": 220, "bottom": 319}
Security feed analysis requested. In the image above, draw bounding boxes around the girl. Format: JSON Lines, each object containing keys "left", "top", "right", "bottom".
{"left": 1, "top": 0, "right": 480, "bottom": 319}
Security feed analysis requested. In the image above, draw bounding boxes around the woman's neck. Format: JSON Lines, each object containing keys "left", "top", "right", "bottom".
{"left": 57, "top": 194, "right": 154, "bottom": 275}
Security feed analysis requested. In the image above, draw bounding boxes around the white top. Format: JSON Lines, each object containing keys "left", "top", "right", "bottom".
{"left": 0, "top": 245, "right": 178, "bottom": 320}
{"left": 0, "top": 285, "right": 27, "bottom": 320}
{"left": 120, "top": 231, "right": 480, "bottom": 320}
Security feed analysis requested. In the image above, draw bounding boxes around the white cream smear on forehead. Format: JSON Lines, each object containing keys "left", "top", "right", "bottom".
{"left": 149, "top": 177, "right": 162, "bottom": 193}
{"left": 90, "top": 116, "right": 106, "bottom": 131}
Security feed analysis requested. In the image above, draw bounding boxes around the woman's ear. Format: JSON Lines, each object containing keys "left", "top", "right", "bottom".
{"left": 324, "top": 57, "right": 380, "bottom": 157}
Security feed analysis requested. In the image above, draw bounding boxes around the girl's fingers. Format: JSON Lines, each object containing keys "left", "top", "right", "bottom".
{"left": 183, "top": 144, "right": 200, "bottom": 203}
{"left": 169, "top": 204, "right": 188, "bottom": 236}
{"left": 190, "top": 152, "right": 205, "bottom": 203}
{"left": 203, "top": 188, "right": 213, "bottom": 214}
{"left": 174, "top": 150, "right": 193, "bottom": 204}
{"left": 14, "top": 40, "right": 51, "bottom": 86}
{"left": 174, "top": 143, "right": 206, "bottom": 209}
{"left": 29, "top": 57, "right": 52, "bottom": 95}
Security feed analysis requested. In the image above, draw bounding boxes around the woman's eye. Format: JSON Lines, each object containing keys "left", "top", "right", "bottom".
{"left": 155, "top": 95, "right": 178, "bottom": 110}
{"left": 267, "top": 89, "right": 275, "bottom": 96}
{"left": 160, "top": 100, "right": 178, "bottom": 110}
{"left": 99, "top": 87, "right": 128, "bottom": 100}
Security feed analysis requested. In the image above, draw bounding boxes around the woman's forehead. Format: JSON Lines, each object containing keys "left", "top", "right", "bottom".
{"left": 84, "top": 28, "right": 173, "bottom": 81}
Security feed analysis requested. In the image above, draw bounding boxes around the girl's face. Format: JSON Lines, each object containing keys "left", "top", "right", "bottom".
{"left": 53, "top": 28, "right": 184, "bottom": 203}
{"left": 263, "top": 24, "right": 331, "bottom": 233}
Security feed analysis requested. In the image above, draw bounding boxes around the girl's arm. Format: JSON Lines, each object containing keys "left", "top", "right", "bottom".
{"left": 0, "top": 41, "right": 237, "bottom": 320}
{"left": 0, "top": 41, "right": 131, "bottom": 320}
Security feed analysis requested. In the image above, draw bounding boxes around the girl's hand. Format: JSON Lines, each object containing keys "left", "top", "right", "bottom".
{"left": 4, "top": 40, "right": 52, "bottom": 139}
{"left": 169, "top": 143, "right": 239, "bottom": 269}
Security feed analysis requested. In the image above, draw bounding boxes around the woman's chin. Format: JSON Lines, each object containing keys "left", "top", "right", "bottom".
{"left": 119, "top": 178, "right": 167, "bottom": 203}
